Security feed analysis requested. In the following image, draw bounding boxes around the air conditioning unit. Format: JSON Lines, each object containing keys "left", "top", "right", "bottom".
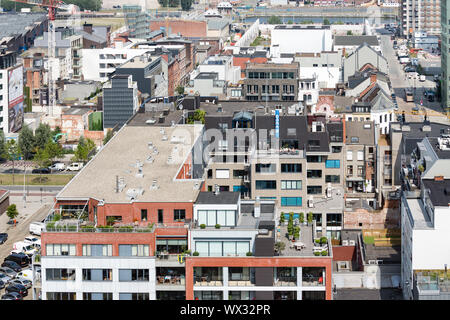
{"left": 342, "top": 240, "right": 349, "bottom": 246}
{"left": 349, "top": 240, "right": 356, "bottom": 246}
{"left": 308, "top": 199, "right": 314, "bottom": 208}
{"left": 368, "top": 260, "right": 377, "bottom": 265}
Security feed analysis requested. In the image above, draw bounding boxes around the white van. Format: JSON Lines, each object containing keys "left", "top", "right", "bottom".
{"left": 49, "top": 162, "right": 65, "bottom": 171}
{"left": 66, "top": 162, "right": 84, "bottom": 171}
{"left": 419, "top": 75, "right": 426, "bottom": 82}
{"left": 29, "top": 222, "right": 45, "bottom": 236}
{"left": 11, "top": 242, "right": 38, "bottom": 256}
{"left": 24, "top": 236, "right": 41, "bottom": 248}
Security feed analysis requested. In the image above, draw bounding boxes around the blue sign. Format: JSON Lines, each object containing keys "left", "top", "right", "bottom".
{"left": 275, "top": 109, "right": 280, "bottom": 139}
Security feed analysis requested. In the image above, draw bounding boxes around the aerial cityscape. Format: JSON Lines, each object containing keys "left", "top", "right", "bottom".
{"left": 0, "top": 0, "right": 448, "bottom": 303}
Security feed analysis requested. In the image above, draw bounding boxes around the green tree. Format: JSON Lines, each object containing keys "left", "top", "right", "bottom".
{"left": 0, "top": 0, "right": 32, "bottom": 11}
{"left": 180, "top": 0, "right": 192, "bottom": 11}
{"left": 3, "top": 139, "right": 21, "bottom": 185}
{"left": 0, "top": 131, "right": 5, "bottom": 161}
{"left": 34, "top": 123, "right": 52, "bottom": 151}
{"left": 175, "top": 86, "right": 185, "bottom": 95}
{"left": 44, "top": 140, "right": 63, "bottom": 164}
{"left": 323, "top": 19, "right": 331, "bottom": 25}
{"left": 187, "top": 109, "right": 206, "bottom": 124}
{"left": 168, "top": 0, "right": 179, "bottom": 7}
{"left": 287, "top": 20, "right": 293, "bottom": 25}
{"left": 268, "top": 16, "right": 282, "bottom": 25}
{"left": 18, "top": 124, "right": 35, "bottom": 160}
{"left": 103, "top": 130, "right": 114, "bottom": 145}
{"left": 347, "top": 30, "right": 353, "bottom": 35}
{"left": 33, "top": 147, "right": 51, "bottom": 183}
{"left": 6, "top": 204, "right": 18, "bottom": 221}
{"left": 73, "top": 137, "right": 96, "bottom": 163}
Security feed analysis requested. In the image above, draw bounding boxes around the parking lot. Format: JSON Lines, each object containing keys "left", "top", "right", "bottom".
{"left": 0, "top": 195, "right": 54, "bottom": 300}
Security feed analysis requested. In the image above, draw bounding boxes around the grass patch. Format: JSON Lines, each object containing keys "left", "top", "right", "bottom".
{"left": 0, "top": 174, "right": 75, "bottom": 186}
{"left": 363, "top": 236, "right": 375, "bottom": 245}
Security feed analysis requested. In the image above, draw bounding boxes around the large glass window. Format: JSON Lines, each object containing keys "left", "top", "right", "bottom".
{"left": 255, "top": 163, "right": 276, "bottom": 173}
{"left": 281, "top": 197, "right": 302, "bottom": 207}
{"left": 46, "top": 292, "right": 76, "bottom": 300}
{"left": 307, "top": 170, "right": 322, "bottom": 178}
{"left": 325, "top": 160, "right": 340, "bottom": 168}
{"left": 156, "top": 239, "right": 187, "bottom": 254}
{"left": 83, "top": 293, "right": 113, "bottom": 300}
{"left": 174, "top": 209, "right": 186, "bottom": 221}
{"left": 82, "top": 269, "right": 112, "bottom": 281}
{"left": 119, "top": 293, "right": 149, "bottom": 300}
{"left": 281, "top": 180, "right": 302, "bottom": 190}
{"left": 197, "top": 210, "right": 236, "bottom": 227}
{"left": 281, "top": 163, "right": 301, "bottom": 173}
{"left": 46, "top": 244, "right": 76, "bottom": 256}
{"left": 119, "top": 269, "right": 149, "bottom": 282}
{"left": 46, "top": 268, "right": 76, "bottom": 281}
{"left": 255, "top": 180, "right": 277, "bottom": 189}
{"left": 325, "top": 175, "right": 340, "bottom": 183}
{"left": 195, "top": 241, "right": 250, "bottom": 257}
{"left": 82, "top": 244, "right": 112, "bottom": 256}
{"left": 307, "top": 186, "right": 322, "bottom": 195}
{"left": 119, "top": 244, "right": 149, "bottom": 256}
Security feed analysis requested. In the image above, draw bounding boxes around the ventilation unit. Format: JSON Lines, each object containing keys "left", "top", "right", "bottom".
{"left": 150, "top": 179, "right": 159, "bottom": 190}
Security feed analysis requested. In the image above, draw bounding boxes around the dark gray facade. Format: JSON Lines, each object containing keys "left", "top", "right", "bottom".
{"left": 103, "top": 74, "right": 137, "bottom": 129}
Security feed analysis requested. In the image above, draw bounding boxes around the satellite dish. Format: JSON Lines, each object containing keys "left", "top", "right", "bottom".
{"left": 178, "top": 104, "right": 183, "bottom": 110}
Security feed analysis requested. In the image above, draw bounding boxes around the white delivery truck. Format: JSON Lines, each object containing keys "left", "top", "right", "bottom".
{"left": 11, "top": 241, "right": 38, "bottom": 256}
{"left": 29, "top": 222, "right": 45, "bottom": 235}
{"left": 66, "top": 162, "right": 84, "bottom": 171}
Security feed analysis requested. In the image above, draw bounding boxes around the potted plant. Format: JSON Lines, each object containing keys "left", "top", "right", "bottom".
{"left": 193, "top": 251, "right": 199, "bottom": 256}
{"left": 314, "top": 251, "right": 320, "bottom": 256}
{"left": 321, "top": 250, "right": 328, "bottom": 256}
{"left": 274, "top": 241, "right": 286, "bottom": 253}
{"left": 246, "top": 252, "right": 252, "bottom": 256}
{"left": 215, "top": 224, "right": 221, "bottom": 229}
{"left": 184, "top": 250, "right": 191, "bottom": 255}
{"left": 307, "top": 212, "right": 313, "bottom": 226}
{"left": 294, "top": 226, "right": 300, "bottom": 240}
{"left": 320, "top": 236, "right": 328, "bottom": 245}
{"left": 315, "top": 238, "right": 320, "bottom": 244}
{"left": 200, "top": 224, "right": 206, "bottom": 229}
{"left": 299, "top": 212, "right": 305, "bottom": 225}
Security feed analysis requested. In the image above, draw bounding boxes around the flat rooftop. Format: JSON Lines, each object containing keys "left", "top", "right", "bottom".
{"left": 57, "top": 124, "right": 204, "bottom": 203}
{"left": 246, "top": 62, "right": 299, "bottom": 70}
{"left": 364, "top": 244, "right": 401, "bottom": 264}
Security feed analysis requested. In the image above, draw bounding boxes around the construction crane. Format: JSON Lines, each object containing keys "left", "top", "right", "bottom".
{"left": 11, "top": 0, "right": 78, "bottom": 117}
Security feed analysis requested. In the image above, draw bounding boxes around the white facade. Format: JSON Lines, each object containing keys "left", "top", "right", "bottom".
{"left": 194, "top": 55, "right": 241, "bottom": 84}
{"left": 271, "top": 27, "right": 333, "bottom": 55}
{"left": 81, "top": 47, "right": 150, "bottom": 82}
{"left": 41, "top": 256, "right": 156, "bottom": 300}
{"left": 0, "top": 70, "right": 8, "bottom": 133}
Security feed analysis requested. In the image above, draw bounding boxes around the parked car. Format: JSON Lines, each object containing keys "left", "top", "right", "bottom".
{"left": 0, "top": 233, "right": 7, "bottom": 244}
{"left": 32, "top": 167, "right": 50, "bottom": 174}
{"left": 0, "top": 279, "right": 5, "bottom": 289}
{"left": 0, "top": 272, "right": 12, "bottom": 284}
{"left": 5, "top": 283, "right": 28, "bottom": 297}
{"left": 1, "top": 292, "right": 22, "bottom": 300}
{"left": 15, "top": 269, "right": 33, "bottom": 281}
{"left": 29, "top": 222, "right": 44, "bottom": 236}
{"left": 1, "top": 260, "right": 21, "bottom": 272}
{"left": 10, "top": 278, "right": 32, "bottom": 289}
{"left": 48, "top": 162, "right": 65, "bottom": 171}
{"left": 24, "top": 236, "right": 41, "bottom": 248}
{"left": 404, "top": 66, "right": 416, "bottom": 73}
{"left": 11, "top": 241, "right": 38, "bottom": 257}
{"left": 0, "top": 267, "right": 17, "bottom": 278}
{"left": 66, "top": 162, "right": 84, "bottom": 171}
{"left": 4, "top": 253, "right": 29, "bottom": 267}
{"left": 419, "top": 74, "right": 426, "bottom": 82}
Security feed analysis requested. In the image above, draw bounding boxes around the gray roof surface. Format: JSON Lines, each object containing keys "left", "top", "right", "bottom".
{"left": 345, "top": 121, "right": 375, "bottom": 145}
{"left": 422, "top": 179, "right": 450, "bottom": 207}
{"left": 207, "top": 18, "right": 230, "bottom": 30}
{"left": 334, "top": 35, "right": 379, "bottom": 47}
{"left": 427, "top": 137, "right": 450, "bottom": 159}
{"left": 0, "top": 12, "right": 47, "bottom": 39}
{"left": 195, "top": 191, "right": 240, "bottom": 205}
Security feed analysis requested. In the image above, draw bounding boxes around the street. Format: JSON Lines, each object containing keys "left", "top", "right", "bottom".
{"left": 377, "top": 30, "right": 450, "bottom": 125}
{"left": 0, "top": 195, "right": 55, "bottom": 300}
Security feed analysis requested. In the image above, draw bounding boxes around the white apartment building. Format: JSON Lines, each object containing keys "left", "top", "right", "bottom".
{"left": 294, "top": 51, "right": 342, "bottom": 89}
{"left": 191, "top": 55, "right": 241, "bottom": 85}
{"left": 0, "top": 69, "right": 8, "bottom": 133}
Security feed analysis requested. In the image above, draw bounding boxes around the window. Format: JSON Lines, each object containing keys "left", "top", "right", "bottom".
{"left": 46, "top": 292, "right": 76, "bottom": 300}
{"left": 46, "top": 268, "right": 76, "bottom": 281}
{"left": 281, "top": 180, "right": 302, "bottom": 190}
{"left": 141, "top": 209, "right": 147, "bottom": 221}
{"left": 326, "top": 213, "right": 342, "bottom": 227}
{"left": 307, "top": 186, "right": 322, "bottom": 195}
{"left": 46, "top": 244, "right": 76, "bottom": 256}
{"left": 325, "top": 175, "right": 340, "bottom": 183}
{"left": 357, "top": 151, "right": 364, "bottom": 161}
{"left": 195, "top": 241, "right": 250, "bottom": 257}
{"left": 82, "top": 269, "right": 112, "bottom": 281}
{"left": 119, "top": 244, "right": 149, "bottom": 256}
{"left": 156, "top": 239, "right": 187, "bottom": 254}
{"left": 350, "top": 137, "right": 359, "bottom": 143}
{"left": 83, "top": 293, "right": 113, "bottom": 300}
{"left": 119, "top": 269, "right": 150, "bottom": 281}
{"left": 281, "top": 197, "right": 302, "bottom": 207}
{"left": 255, "top": 163, "right": 276, "bottom": 173}
{"left": 332, "top": 146, "right": 342, "bottom": 153}
{"left": 215, "top": 169, "right": 230, "bottom": 178}
{"left": 325, "top": 160, "right": 340, "bottom": 168}
{"left": 307, "top": 156, "right": 323, "bottom": 163}
{"left": 357, "top": 165, "right": 364, "bottom": 176}
{"left": 255, "top": 180, "right": 276, "bottom": 189}
{"left": 197, "top": 210, "right": 236, "bottom": 227}
{"left": 307, "top": 170, "right": 322, "bottom": 178}
{"left": 347, "top": 165, "right": 353, "bottom": 175}
{"left": 82, "top": 244, "right": 112, "bottom": 256}
{"left": 174, "top": 209, "right": 186, "bottom": 221}
{"left": 281, "top": 163, "right": 301, "bottom": 173}
{"left": 287, "top": 128, "right": 296, "bottom": 136}
{"left": 119, "top": 293, "right": 149, "bottom": 300}
{"left": 347, "top": 151, "right": 353, "bottom": 160}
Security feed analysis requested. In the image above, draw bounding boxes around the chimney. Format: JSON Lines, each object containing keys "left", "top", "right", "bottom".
{"left": 370, "top": 73, "right": 377, "bottom": 83}
{"left": 83, "top": 22, "right": 93, "bottom": 34}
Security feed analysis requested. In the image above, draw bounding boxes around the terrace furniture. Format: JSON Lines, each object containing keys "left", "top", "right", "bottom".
{"left": 294, "top": 241, "right": 306, "bottom": 250}
{"left": 164, "top": 275, "right": 171, "bottom": 283}
{"left": 157, "top": 276, "right": 164, "bottom": 284}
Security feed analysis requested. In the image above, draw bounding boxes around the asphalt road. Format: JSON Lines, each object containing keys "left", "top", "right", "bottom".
{"left": 378, "top": 30, "right": 449, "bottom": 125}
